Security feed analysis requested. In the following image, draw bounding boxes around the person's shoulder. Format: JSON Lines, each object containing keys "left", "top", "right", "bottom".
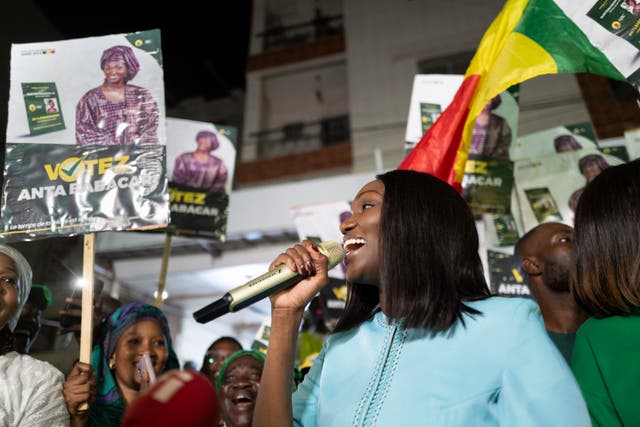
{"left": 465, "top": 296, "right": 541, "bottom": 327}
{"left": 579, "top": 312, "right": 640, "bottom": 336}
{"left": 0, "top": 352, "right": 64, "bottom": 383}
{"left": 78, "top": 86, "right": 102, "bottom": 100}
{"left": 16, "top": 353, "right": 64, "bottom": 375}
{"left": 467, "top": 295, "right": 538, "bottom": 313}
{"left": 126, "top": 84, "right": 153, "bottom": 95}
{"left": 326, "top": 311, "right": 383, "bottom": 344}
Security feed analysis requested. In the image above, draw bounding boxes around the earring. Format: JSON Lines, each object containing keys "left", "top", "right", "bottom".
{"left": 109, "top": 360, "right": 115, "bottom": 370}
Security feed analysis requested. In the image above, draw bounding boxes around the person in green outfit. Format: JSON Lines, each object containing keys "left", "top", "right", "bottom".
{"left": 570, "top": 159, "right": 640, "bottom": 426}
{"left": 515, "top": 222, "right": 587, "bottom": 363}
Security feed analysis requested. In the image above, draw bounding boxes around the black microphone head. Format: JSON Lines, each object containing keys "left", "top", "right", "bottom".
{"left": 193, "top": 294, "right": 232, "bottom": 324}
{"left": 192, "top": 241, "right": 344, "bottom": 324}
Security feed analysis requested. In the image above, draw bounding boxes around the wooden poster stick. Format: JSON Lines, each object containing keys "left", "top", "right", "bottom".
{"left": 78, "top": 232, "right": 95, "bottom": 412}
{"left": 155, "top": 233, "right": 172, "bottom": 308}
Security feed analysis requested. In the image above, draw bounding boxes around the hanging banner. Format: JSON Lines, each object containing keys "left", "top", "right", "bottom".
{"left": 2, "top": 29, "right": 168, "bottom": 242}
{"left": 165, "top": 118, "right": 237, "bottom": 240}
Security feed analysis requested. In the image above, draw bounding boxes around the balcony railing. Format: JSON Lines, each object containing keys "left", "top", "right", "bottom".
{"left": 257, "top": 13, "right": 344, "bottom": 52}
{"left": 249, "top": 115, "right": 350, "bottom": 159}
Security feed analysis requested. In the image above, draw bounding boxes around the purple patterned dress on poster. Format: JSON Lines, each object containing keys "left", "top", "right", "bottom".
{"left": 172, "top": 153, "right": 228, "bottom": 193}
{"left": 75, "top": 85, "right": 159, "bottom": 145}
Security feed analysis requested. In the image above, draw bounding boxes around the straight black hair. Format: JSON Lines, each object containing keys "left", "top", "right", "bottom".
{"left": 334, "top": 169, "right": 490, "bottom": 333}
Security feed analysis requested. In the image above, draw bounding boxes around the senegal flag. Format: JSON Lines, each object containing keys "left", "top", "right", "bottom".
{"left": 399, "top": 0, "right": 640, "bottom": 191}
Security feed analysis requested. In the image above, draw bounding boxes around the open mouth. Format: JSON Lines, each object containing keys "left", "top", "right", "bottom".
{"left": 231, "top": 392, "right": 255, "bottom": 408}
{"left": 343, "top": 238, "right": 365, "bottom": 253}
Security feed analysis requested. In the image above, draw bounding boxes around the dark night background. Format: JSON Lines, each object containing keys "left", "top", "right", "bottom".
{"left": 0, "top": 2, "right": 254, "bottom": 287}
{"left": 31, "top": 1, "right": 253, "bottom": 107}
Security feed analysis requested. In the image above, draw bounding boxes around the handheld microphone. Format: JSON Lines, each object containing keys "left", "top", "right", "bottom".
{"left": 193, "top": 241, "right": 345, "bottom": 323}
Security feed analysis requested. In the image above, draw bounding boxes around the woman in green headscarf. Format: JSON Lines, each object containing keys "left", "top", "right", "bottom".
{"left": 64, "top": 302, "right": 179, "bottom": 427}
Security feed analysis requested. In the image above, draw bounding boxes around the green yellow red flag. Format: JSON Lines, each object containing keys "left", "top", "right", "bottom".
{"left": 399, "top": 0, "right": 640, "bottom": 191}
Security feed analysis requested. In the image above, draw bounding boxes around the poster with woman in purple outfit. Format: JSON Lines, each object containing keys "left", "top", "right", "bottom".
{"left": 172, "top": 130, "right": 228, "bottom": 193}
{"left": 75, "top": 45, "right": 159, "bottom": 146}
{"left": 2, "top": 30, "right": 168, "bottom": 242}
{"left": 166, "top": 118, "right": 237, "bottom": 240}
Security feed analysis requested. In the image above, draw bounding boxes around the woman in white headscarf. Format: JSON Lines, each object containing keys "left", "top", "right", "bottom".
{"left": 0, "top": 244, "right": 69, "bottom": 426}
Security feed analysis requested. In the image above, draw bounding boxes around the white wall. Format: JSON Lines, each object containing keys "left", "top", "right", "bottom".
{"left": 243, "top": 53, "right": 348, "bottom": 160}
{"left": 263, "top": 60, "right": 348, "bottom": 126}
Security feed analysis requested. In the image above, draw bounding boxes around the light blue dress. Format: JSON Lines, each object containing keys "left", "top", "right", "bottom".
{"left": 292, "top": 297, "right": 589, "bottom": 426}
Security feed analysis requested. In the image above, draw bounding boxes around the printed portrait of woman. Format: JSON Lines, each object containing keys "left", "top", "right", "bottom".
{"left": 469, "top": 94, "right": 513, "bottom": 160}
{"left": 45, "top": 99, "right": 58, "bottom": 114}
{"left": 553, "top": 134, "right": 583, "bottom": 153}
{"left": 568, "top": 154, "right": 611, "bottom": 212}
{"left": 623, "top": 0, "right": 640, "bottom": 15}
{"left": 172, "top": 130, "right": 228, "bottom": 193}
{"left": 76, "top": 45, "right": 159, "bottom": 145}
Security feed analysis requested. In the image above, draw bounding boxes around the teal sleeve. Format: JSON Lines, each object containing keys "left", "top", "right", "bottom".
{"left": 499, "top": 300, "right": 591, "bottom": 426}
{"left": 571, "top": 331, "right": 622, "bottom": 427}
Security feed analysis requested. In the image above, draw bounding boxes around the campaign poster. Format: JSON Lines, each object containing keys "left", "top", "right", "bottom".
{"left": 596, "top": 134, "right": 631, "bottom": 163}
{"left": 484, "top": 213, "right": 520, "bottom": 247}
{"left": 404, "top": 74, "right": 464, "bottom": 152}
{"left": 462, "top": 157, "right": 514, "bottom": 215}
{"left": 461, "top": 86, "right": 520, "bottom": 214}
{"left": 467, "top": 85, "right": 520, "bottom": 161}
{"left": 487, "top": 250, "right": 531, "bottom": 298}
{"left": 510, "top": 122, "right": 599, "bottom": 161}
{"left": 165, "top": 118, "right": 237, "bottom": 240}
{"left": 2, "top": 30, "right": 168, "bottom": 241}
{"left": 624, "top": 127, "right": 640, "bottom": 160}
{"left": 599, "top": 144, "right": 630, "bottom": 161}
{"left": 514, "top": 148, "right": 624, "bottom": 230}
{"left": 587, "top": 0, "right": 640, "bottom": 49}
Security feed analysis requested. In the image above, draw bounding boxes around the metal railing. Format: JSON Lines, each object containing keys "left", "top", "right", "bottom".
{"left": 249, "top": 115, "right": 350, "bottom": 159}
{"left": 257, "top": 13, "right": 344, "bottom": 52}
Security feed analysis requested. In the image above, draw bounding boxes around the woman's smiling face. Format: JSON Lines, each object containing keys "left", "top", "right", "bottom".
{"left": 219, "top": 355, "right": 263, "bottom": 427}
{"left": 103, "top": 59, "right": 128, "bottom": 84}
{"left": 340, "top": 179, "right": 384, "bottom": 286}
{"left": 0, "top": 253, "right": 19, "bottom": 330}
{"left": 109, "top": 319, "right": 169, "bottom": 390}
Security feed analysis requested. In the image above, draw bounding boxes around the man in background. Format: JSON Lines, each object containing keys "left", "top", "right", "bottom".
{"left": 514, "top": 222, "right": 587, "bottom": 363}
{"left": 13, "top": 284, "right": 52, "bottom": 354}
